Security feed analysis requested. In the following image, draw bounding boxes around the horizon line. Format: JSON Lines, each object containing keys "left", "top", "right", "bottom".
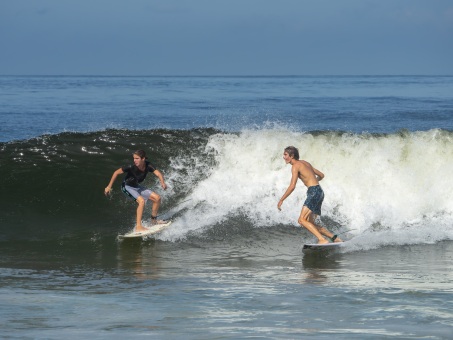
{"left": 1, "top": 74, "right": 452, "bottom": 77}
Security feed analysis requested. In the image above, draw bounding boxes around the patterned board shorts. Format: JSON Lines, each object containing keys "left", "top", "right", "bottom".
{"left": 304, "top": 185, "right": 324, "bottom": 216}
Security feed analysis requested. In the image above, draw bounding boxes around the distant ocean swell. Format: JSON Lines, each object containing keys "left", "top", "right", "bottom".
{"left": 1, "top": 127, "right": 452, "bottom": 249}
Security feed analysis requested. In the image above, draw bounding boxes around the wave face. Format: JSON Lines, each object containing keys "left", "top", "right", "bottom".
{"left": 1, "top": 127, "right": 453, "bottom": 249}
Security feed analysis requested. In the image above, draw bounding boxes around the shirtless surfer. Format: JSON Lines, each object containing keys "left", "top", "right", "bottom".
{"left": 278, "top": 146, "right": 342, "bottom": 244}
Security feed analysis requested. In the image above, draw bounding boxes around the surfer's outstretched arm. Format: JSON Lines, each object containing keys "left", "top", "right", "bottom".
{"left": 278, "top": 164, "right": 298, "bottom": 210}
{"left": 105, "top": 168, "right": 123, "bottom": 196}
{"left": 152, "top": 169, "right": 167, "bottom": 190}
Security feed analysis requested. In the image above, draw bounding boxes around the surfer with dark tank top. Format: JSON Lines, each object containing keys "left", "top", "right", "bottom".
{"left": 104, "top": 150, "right": 168, "bottom": 232}
{"left": 278, "top": 146, "right": 343, "bottom": 244}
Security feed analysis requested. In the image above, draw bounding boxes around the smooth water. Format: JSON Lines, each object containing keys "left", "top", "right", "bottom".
{"left": 2, "top": 75, "right": 453, "bottom": 142}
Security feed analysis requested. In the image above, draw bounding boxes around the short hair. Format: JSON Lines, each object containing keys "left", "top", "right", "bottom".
{"left": 133, "top": 150, "right": 147, "bottom": 159}
{"left": 284, "top": 146, "right": 299, "bottom": 160}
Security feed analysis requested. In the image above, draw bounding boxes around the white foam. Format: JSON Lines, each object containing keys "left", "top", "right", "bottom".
{"left": 161, "top": 128, "right": 453, "bottom": 246}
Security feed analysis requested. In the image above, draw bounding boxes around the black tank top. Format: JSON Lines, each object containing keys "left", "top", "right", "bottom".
{"left": 122, "top": 161, "right": 156, "bottom": 187}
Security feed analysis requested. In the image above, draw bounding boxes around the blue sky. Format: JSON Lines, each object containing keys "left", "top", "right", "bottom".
{"left": 1, "top": 0, "right": 452, "bottom": 75}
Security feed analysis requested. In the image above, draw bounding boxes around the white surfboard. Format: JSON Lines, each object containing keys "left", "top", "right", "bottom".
{"left": 119, "top": 221, "right": 172, "bottom": 239}
{"left": 302, "top": 241, "right": 346, "bottom": 254}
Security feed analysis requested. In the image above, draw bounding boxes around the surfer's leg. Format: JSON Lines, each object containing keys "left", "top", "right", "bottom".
{"left": 309, "top": 214, "right": 343, "bottom": 243}
{"left": 298, "top": 207, "right": 329, "bottom": 244}
{"left": 148, "top": 192, "right": 167, "bottom": 224}
{"left": 123, "top": 184, "right": 147, "bottom": 232}
{"left": 135, "top": 196, "right": 146, "bottom": 232}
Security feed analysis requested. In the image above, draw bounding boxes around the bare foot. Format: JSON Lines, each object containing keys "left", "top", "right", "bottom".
{"left": 135, "top": 225, "right": 147, "bottom": 233}
{"left": 334, "top": 237, "right": 343, "bottom": 243}
{"left": 317, "top": 238, "right": 329, "bottom": 244}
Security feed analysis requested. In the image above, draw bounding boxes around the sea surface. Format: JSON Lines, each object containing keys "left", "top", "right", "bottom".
{"left": 1, "top": 75, "right": 453, "bottom": 339}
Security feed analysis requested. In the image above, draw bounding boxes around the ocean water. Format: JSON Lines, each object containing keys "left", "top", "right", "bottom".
{"left": 1, "top": 76, "right": 453, "bottom": 339}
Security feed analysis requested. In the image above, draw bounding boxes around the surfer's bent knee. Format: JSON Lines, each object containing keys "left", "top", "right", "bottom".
{"left": 299, "top": 207, "right": 311, "bottom": 223}
{"left": 150, "top": 193, "right": 161, "bottom": 203}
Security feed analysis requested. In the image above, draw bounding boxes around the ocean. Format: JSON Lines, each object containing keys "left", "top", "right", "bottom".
{"left": 1, "top": 75, "right": 453, "bottom": 339}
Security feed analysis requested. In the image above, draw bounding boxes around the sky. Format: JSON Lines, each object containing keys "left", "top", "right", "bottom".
{"left": 1, "top": 0, "right": 452, "bottom": 76}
